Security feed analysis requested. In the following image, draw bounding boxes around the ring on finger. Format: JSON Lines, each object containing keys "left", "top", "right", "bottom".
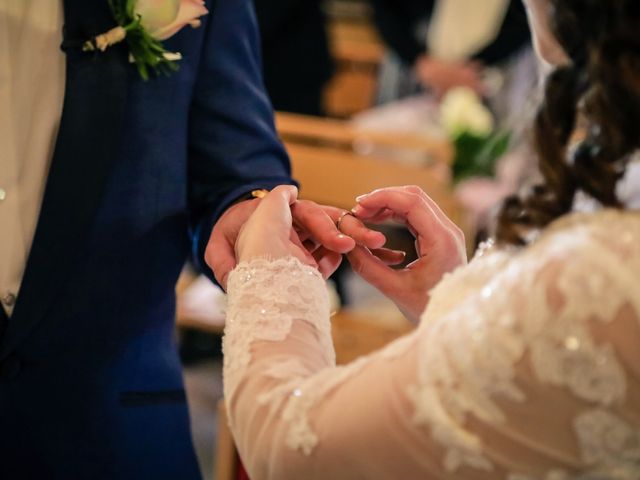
{"left": 336, "top": 211, "right": 355, "bottom": 232}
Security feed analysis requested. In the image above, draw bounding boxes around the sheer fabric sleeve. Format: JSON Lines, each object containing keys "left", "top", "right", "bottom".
{"left": 223, "top": 212, "right": 640, "bottom": 480}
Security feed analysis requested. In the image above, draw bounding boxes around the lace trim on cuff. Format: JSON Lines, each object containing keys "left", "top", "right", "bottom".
{"left": 223, "top": 257, "right": 331, "bottom": 407}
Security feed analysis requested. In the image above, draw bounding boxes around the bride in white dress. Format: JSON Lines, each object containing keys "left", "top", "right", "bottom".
{"left": 219, "top": 0, "right": 640, "bottom": 478}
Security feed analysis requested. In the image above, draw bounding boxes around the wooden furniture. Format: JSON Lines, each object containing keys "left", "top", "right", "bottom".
{"left": 275, "top": 112, "right": 465, "bottom": 232}
{"left": 276, "top": 112, "right": 453, "bottom": 168}
{"left": 322, "top": 4, "right": 385, "bottom": 117}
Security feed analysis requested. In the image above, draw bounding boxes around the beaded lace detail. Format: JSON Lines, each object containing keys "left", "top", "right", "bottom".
{"left": 224, "top": 257, "right": 332, "bottom": 406}
{"left": 224, "top": 256, "right": 420, "bottom": 456}
{"left": 224, "top": 257, "right": 339, "bottom": 454}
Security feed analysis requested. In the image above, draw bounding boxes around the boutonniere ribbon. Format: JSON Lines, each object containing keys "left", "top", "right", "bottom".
{"left": 83, "top": 0, "right": 208, "bottom": 80}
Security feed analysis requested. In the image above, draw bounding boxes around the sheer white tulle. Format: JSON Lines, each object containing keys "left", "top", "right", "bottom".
{"left": 223, "top": 210, "right": 640, "bottom": 480}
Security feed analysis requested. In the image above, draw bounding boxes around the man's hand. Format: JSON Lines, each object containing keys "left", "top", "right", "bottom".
{"left": 205, "top": 198, "right": 261, "bottom": 289}
{"left": 205, "top": 189, "right": 390, "bottom": 289}
{"left": 415, "top": 55, "right": 484, "bottom": 98}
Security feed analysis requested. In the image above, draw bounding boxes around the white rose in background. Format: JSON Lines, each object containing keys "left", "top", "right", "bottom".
{"left": 438, "top": 86, "right": 510, "bottom": 184}
{"left": 83, "top": 0, "right": 208, "bottom": 80}
{"left": 440, "top": 87, "right": 494, "bottom": 137}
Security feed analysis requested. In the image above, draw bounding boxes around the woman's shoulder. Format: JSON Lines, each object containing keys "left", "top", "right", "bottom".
{"left": 424, "top": 209, "right": 640, "bottom": 323}
{"left": 525, "top": 208, "right": 640, "bottom": 267}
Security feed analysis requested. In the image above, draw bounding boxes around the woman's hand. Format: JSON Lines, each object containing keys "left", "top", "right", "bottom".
{"left": 348, "top": 186, "right": 467, "bottom": 323}
{"left": 208, "top": 187, "right": 389, "bottom": 289}
{"left": 235, "top": 186, "right": 320, "bottom": 266}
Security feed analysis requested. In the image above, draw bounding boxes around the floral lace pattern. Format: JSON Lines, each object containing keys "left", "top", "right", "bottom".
{"left": 411, "top": 210, "right": 640, "bottom": 477}
{"left": 224, "top": 257, "right": 332, "bottom": 407}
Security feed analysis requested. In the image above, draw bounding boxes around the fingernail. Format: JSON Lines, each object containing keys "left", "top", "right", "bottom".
{"left": 355, "top": 194, "right": 368, "bottom": 202}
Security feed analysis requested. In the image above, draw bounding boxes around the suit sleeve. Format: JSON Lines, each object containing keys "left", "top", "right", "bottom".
{"left": 187, "top": 0, "right": 295, "bottom": 281}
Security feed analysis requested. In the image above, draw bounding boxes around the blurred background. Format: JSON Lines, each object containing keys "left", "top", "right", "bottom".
{"left": 177, "top": 1, "right": 541, "bottom": 478}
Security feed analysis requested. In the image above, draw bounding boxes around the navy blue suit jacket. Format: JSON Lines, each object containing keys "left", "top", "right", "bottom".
{"left": 0, "top": 0, "right": 292, "bottom": 478}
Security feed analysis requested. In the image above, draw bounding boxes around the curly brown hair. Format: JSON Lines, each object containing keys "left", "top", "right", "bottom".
{"left": 496, "top": 0, "right": 640, "bottom": 245}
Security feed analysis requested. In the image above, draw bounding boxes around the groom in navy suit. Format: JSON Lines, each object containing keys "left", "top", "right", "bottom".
{"left": 0, "top": 0, "right": 357, "bottom": 478}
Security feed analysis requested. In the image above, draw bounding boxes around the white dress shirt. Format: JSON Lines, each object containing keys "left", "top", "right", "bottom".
{"left": 0, "top": 1, "right": 65, "bottom": 316}
{"left": 428, "top": 0, "right": 510, "bottom": 61}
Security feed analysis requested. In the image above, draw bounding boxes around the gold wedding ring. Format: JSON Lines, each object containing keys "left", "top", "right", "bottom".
{"left": 336, "top": 211, "right": 355, "bottom": 231}
{"left": 251, "top": 189, "right": 269, "bottom": 199}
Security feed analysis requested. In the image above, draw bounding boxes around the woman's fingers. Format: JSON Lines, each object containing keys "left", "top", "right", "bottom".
{"left": 400, "top": 185, "right": 465, "bottom": 243}
{"left": 357, "top": 186, "right": 456, "bottom": 230}
{"left": 346, "top": 246, "right": 403, "bottom": 296}
{"left": 236, "top": 185, "right": 314, "bottom": 264}
{"left": 354, "top": 190, "right": 445, "bottom": 255}
{"left": 351, "top": 206, "right": 395, "bottom": 224}
{"left": 252, "top": 185, "right": 298, "bottom": 228}
{"left": 292, "top": 200, "right": 355, "bottom": 253}
{"left": 370, "top": 248, "right": 406, "bottom": 266}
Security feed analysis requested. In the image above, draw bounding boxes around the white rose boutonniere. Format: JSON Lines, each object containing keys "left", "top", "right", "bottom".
{"left": 83, "top": 0, "right": 208, "bottom": 80}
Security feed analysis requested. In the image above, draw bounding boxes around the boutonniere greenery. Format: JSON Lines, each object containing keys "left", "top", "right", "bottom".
{"left": 83, "top": 0, "right": 208, "bottom": 80}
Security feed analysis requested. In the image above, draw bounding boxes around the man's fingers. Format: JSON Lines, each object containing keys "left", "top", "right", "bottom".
{"left": 205, "top": 236, "right": 236, "bottom": 290}
{"left": 302, "top": 238, "right": 321, "bottom": 254}
{"left": 290, "top": 229, "right": 318, "bottom": 266}
{"left": 312, "top": 247, "right": 343, "bottom": 279}
{"left": 292, "top": 201, "right": 355, "bottom": 253}
{"left": 337, "top": 213, "right": 386, "bottom": 249}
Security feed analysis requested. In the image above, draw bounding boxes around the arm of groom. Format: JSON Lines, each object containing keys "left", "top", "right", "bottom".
{"left": 187, "top": 0, "right": 380, "bottom": 288}
{"left": 186, "top": 0, "right": 292, "bottom": 285}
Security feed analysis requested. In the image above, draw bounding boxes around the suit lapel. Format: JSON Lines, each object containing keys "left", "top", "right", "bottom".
{"left": 0, "top": 0, "right": 130, "bottom": 358}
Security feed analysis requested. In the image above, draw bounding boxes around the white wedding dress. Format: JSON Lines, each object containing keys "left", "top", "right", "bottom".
{"left": 223, "top": 209, "right": 640, "bottom": 480}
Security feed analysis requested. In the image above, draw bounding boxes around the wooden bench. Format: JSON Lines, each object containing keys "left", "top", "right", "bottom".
{"left": 275, "top": 113, "right": 464, "bottom": 232}
{"left": 323, "top": 11, "right": 385, "bottom": 117}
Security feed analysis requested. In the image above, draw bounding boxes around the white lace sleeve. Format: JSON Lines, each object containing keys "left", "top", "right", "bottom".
{"left": 223, "top": 211, "right": 640, "bottom": 480}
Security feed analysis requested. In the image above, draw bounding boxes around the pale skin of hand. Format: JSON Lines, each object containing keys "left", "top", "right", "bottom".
{"left": 212, "top": 185, "right": 464, "bottom": 324}
{"left": 414, "top": 55, "right": 485, "bottom": 98}
{"left": 205, "top": 189, "right": 389, "bottom": 289}
{"left": 233, "top": 185, "right": 346, "bottom": 266}
{"left": 346, "top": 186, "right": 467, "bottom": 323}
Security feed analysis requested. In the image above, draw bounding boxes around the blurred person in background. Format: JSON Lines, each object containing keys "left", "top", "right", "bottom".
{"left": 371, "top": 0, "right": 532, "bottom": 103}
{"left": 253, "top": 0, "right": 334, "bottom": 116}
